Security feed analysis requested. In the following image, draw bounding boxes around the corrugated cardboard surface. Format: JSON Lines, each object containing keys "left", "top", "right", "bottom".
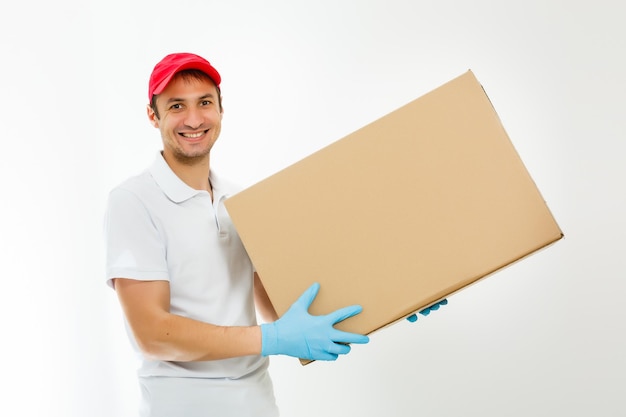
{"left": 225, "top": 70, "right": 562, "bottom": 339}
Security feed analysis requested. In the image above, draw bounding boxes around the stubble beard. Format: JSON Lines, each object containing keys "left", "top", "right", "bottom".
{"left": 170, "top": 145, "right": 212, "bottom": 166}
{"left": 165, "top": 131, "right": 218, "bottom": 166}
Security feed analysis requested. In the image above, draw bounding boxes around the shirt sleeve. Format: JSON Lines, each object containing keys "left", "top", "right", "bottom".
{"left": 103, "top": 187, "right": 169, "bottom": 288}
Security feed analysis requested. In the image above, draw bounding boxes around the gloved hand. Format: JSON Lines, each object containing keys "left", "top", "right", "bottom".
{"left": 407, "top": 299, "right": 448, "bottom": 322}
{"left": 261, "top": 282, "right": 369, "bottom": 361}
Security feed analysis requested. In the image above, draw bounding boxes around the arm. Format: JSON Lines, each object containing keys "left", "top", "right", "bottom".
{"left": 253, "top": 272, "right": 279, "bottom": 323}
{"left": 106, "top": 189, "right": 365, "bottom": 362}
{"left": 113, "top": 278, "right": 261, "bottom": 362}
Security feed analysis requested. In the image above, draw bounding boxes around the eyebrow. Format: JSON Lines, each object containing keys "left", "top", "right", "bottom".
{"left": 165, "top": 93, "right": 215, "bottom": 104}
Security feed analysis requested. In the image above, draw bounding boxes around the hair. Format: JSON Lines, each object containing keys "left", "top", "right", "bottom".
{"left": 150, "top": 69, "right": 222, "bottom": 119}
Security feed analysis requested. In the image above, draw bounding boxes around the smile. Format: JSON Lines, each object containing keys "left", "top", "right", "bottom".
{"left": 180, "top": 130, "right": 208, "bottom": 139}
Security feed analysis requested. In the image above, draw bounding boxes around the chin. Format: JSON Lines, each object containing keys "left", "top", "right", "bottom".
{"left": 177, "top": 147, "right": 212, "bottom": 161}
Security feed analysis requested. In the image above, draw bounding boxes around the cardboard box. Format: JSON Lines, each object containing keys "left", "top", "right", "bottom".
{"left": 225, "top": 70, "right": 563, "bottom": 360}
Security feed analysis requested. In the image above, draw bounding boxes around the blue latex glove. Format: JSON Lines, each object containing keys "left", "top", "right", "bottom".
{"left": 261, "top": 282, "right": 370, "bottom": 361}
{"left": 407, "top": 299, "right": 448, "bottom": 322}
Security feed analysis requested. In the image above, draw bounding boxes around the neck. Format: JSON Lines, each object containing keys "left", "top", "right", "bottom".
{"left": 161, "top": 150, "right": 212, "bottom": 194}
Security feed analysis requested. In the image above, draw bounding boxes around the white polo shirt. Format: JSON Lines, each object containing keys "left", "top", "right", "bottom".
{"left": 104, "top": 152, "right": 268, "bottom": 379}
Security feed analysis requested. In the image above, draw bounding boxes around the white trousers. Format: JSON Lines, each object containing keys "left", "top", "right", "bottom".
{"left": 138, "top": 366, "right": 279, "bottom": 417}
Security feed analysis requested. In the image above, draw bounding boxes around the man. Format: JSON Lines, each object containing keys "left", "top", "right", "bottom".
{"left": 104, "top": 52, "right": 444, "bottom": 417}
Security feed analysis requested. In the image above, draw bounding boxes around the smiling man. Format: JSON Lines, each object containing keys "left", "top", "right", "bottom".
{"left": 103, "top": 53, "right": 371, "bottom": 417}
{"left": 147, "top": 57, "right": 223, "bottom": 193}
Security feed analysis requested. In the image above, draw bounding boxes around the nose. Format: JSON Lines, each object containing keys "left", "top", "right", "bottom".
{"left": 184, "top": 107, "right": 205, "bottom": 129}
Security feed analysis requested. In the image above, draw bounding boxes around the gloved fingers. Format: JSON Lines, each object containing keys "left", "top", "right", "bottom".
{"left": 314, "top": 351, "right": 339, "bottom": 361}
{"left": 326, "top": 304, "right": 363, "bottom": 324}
{"left": 419, "top": 299, "right": 449, "bottom": 315}
{"left": 409, "top": 299, "right": 449, "bottom": 321}
{"left": 431, "top": 299, "right": 448, "bottom": 308}
{"left": 419, "top": 307, "right": 432, "bottom": 316}
{"left": 327, "top": 341, "right": 352, "bottom": 356}
{"left": 293, "top": 282, "right": 321, "bottom": 311}
{"left": 330, "top": 329, "right": 370, "bottom": 345}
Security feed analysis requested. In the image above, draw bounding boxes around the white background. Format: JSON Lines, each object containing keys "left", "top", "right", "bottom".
{"left": 1, "top": 0, "right": 624, "bottom": 416}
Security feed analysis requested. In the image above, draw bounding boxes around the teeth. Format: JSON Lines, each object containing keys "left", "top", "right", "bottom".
{"left": 182, "top": 132, "right": 204, "bottom": 138}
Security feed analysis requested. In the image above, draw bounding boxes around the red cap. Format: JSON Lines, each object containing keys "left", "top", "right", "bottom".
{"left": 148, "top": 52, "right": 222, "bottom": 100}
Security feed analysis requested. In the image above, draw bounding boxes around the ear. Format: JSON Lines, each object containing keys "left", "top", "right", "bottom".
{"left": 147, "top": 104, "right": 159, "bottom": 128}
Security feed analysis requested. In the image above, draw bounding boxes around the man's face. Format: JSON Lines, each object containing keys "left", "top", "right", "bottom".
{"left": 148, "top": 74, "right": 223, "bottom": 164}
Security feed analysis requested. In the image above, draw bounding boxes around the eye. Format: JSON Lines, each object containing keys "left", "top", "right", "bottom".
{"left": 200, "top": 100, "right": 212, "bottom": 106}
{"left": 169, "top": 103, "right": 183, "bottom": 111}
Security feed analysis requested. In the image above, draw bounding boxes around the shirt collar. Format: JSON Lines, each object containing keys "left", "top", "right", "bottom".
{"left": 149, "top": 152, "right": 222, "bottom": 203}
